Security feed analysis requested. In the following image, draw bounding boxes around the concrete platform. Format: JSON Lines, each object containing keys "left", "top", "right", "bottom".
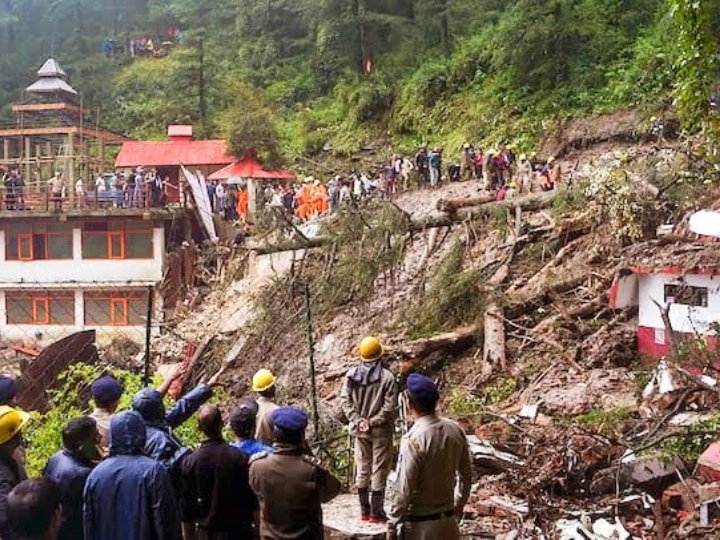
{"left": 323, "top": 494, "right": 386, "bottom": 539}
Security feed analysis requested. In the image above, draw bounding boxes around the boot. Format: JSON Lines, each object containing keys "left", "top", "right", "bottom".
{"left": 358, "top": 488, "right": 370, "bottom": 521}
{"left": 369, "top": 490, "right": 387, "bottom": 523}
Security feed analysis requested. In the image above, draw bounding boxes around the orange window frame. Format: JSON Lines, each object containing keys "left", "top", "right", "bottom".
{"left": 17, "top": 233, "right": 33, "bottom": 260}
{"left": 32, "top": 297, "right": 50, "bottom": 324}
{"left": 108, "top": 231, "right": 125, "bottom": 259}
{"left": 110, "top": 298, "right": 129, "bottom": 326}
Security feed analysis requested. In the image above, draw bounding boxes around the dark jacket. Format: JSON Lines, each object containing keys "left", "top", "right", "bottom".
{"left": 0, "top": 452, "right": 23, "bottom": 540}
{"left": 83, "top": 411, "right": 181, "bottom": 540}
{"left": 145, "top": 384, "right": 213, "bottom": 474}
{"left": 249, "top": 443, "right": 341, "bottom": 540}
{"left": 43, "top": 449, "right": 95, "bottom": 540}
{"left": 181, "top": 438, "right": 258, "bottom": 537}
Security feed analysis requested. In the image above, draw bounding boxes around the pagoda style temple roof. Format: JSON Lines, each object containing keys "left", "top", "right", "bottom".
{"left": 25, "top": 58, "right": 77, "bottom": 95}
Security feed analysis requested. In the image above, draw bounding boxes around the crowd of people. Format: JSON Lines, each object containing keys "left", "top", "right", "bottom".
{"left": 203, "top": 144, "right": 562, "bottom": 225}
{"left": 101, "top": 27, "right": 181, "bottom": 60}
{"left": 0, "top": 335, "right": 470, "bottom": 540}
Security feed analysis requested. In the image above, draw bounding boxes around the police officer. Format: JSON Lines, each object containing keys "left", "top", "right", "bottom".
{"left": 387, "top": 374, "right": 472, "bottom": 540}
{"left": 341, "top": 336, "right": 397, "bottom": 522}
{"left": 249, "top": 407, "right": 341, "bottom": 539}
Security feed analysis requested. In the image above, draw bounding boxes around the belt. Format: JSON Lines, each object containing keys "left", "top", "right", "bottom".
{"left": 406, "top": 510, "right": 454, "bottom": 522}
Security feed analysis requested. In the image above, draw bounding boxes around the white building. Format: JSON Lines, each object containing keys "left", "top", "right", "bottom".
{"left": 0, "top": 210, "right": 178, "bottom": 345}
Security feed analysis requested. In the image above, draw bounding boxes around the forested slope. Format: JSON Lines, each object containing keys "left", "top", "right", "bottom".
{"left": 1, "top": 0, "right": 719, "bottom": 161}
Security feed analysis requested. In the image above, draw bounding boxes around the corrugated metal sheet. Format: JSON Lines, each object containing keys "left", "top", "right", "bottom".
{"left": 26, "top": 77, "right": 78, "bottom": 95}
{"left": 115, "top": 140, "right": 233, "bottom": 167}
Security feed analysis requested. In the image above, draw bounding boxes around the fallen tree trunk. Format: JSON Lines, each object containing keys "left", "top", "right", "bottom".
{"left": 436, "top": 193, "right": 495, "bottom": 212}
{"left": 247, "top": 191, "right": 560, "bottom": 254}
{"left": 483, "top": 262, "right": 511, "bottom": 379}
{"left": 396, "top": 325, "right": 478, "bottom": 359}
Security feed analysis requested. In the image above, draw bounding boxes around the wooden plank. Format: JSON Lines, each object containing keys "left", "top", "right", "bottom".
{"left": 0, "top": 126, "right": 128, "bottom": 143}
{"left": 12, "top": 102, "right": 87, "bottom": 114}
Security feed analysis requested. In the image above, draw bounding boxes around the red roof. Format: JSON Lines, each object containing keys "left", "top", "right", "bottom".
{"left": 208, "top": 151, "right": 294, "bottom": 180}
{"left": 115, "top": 139, "right": 233, "bottom": 168}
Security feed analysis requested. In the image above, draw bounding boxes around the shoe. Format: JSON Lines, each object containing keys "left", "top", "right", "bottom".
{"left": 370, "top": 490, "right": 387, "bottom": 523}
{"left": 359, "top": 488, "right": 370, "bottom": 521}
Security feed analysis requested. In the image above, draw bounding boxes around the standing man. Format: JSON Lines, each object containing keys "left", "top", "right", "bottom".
{"left": 229, "top": 399, "right": 273, "bottom": 458}
{"left": 83, "top": 410, "right": 181, "bottom": 540}
{"left": 386, "top": 374, "right": 472, "bottom": 540}
{"left": 181, "top": 405, "right": 258, "bottom": 539}
{"left": 89, "top": 375, "right": 124, "bottom": 450}
{"left": 250, "top": 407, "right": 341, "bottom": 539}
{"left": 252, "top": 369, "right": 279, "bottom": 446}
{"left": 0, "top": 406, "right": 30, "bottom": 540}
{"left": 341, "top": 336, "right": 397, "bottom": 522}
{"left": 43, "top": 417, "right": 101, "bottom": 540}
{"left": 132, "top": 373, "right": 218, "bottom": 482}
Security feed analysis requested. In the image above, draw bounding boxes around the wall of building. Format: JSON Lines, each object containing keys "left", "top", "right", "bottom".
{"left": 637, "top": 273, "right": 720, "bottom": 359}
{"left": 0, "top": 227, "right": 164, "bottom": 286}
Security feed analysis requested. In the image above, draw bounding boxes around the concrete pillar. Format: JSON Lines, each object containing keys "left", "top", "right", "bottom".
{"left": 74, "top": 289, "right": 84, "bottom": 328}
{"left": 248, "top": 179, "right": 261, "bottom": 216}
{"left": 82, "top": 138, "right": 90, "bottom": 185}
{"left": 66, "top": 133, "right": 75, "bottom": 207}
{"left": 98, "top": 138, "right": 105, "bottom": 174}
{"left": 34, "top": 144, "right": 42, "bottom": 192}
{"left": 72, "top": 228, "right": 82, "bottom": 261}
{"left": 45, "top": 142, "right": 53, "bottom": 186}
{"left": 23, "top": 137, "right": 31, "bottom": 184}
{"left": 3, "top": 139, "right": 8, "bottom": 165}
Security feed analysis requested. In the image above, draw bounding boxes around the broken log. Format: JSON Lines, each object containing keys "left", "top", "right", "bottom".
{"left": 247, "top": 191, "right": 560, "bottom": 254}
{"left": 396, "top": 325, "right": 478, "bottom": 359}
{"left": 436, "top": 193, "right": 495, "bottom": 213}
{"left": 483, "top": 261, "right": 511, "bottom": 379}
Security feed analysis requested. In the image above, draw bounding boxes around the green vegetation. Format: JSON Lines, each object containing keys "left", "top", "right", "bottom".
{"left": 572, "top": 407, "right": 635, "bottom": 439}
{"left": 2, "top": 0, "right": 720, "bottom": 159}
{"left": 23, "top": 363, "right": 210, "bottom": 476}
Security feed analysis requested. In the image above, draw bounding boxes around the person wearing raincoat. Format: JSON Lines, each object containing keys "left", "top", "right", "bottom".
{"left": 83, "top": 410, "right": 181, "bottom": 540}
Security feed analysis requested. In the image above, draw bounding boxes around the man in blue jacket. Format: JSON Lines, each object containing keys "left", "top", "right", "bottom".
{"left": 43, "top": 417, "right": 100, "bottom": 540}
{"left": 132, "top": 373, "right": 219, "bottom": 481}
{"left": 83, "top": 410, "right": 181, "bottom": 540}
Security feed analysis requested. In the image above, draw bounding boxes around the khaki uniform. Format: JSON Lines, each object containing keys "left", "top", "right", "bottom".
{"left": 341, "top": 365, "right": 397, "bottom": 490}
{"left": 249, "top": 443, "right": 341, "bottom": 539}
{"left": 255, "top": 396, "right": 279, "bottom": 446}
{"left": 387, "top": 414, "right": 472, "bottom": 540}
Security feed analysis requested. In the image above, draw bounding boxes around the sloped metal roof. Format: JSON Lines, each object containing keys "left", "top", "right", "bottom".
{"left": 37, "top": 58, "right": 67, "bottom": 77}
{"left": 26, "top": 77, "right": 78, "bottom": 95}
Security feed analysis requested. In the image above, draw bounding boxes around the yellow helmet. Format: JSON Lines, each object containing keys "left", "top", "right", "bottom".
{"left": 252, "top": 369, "right": 276, "bottom": 392}
{"left": 0, "top": 406, "right": 29, "bottom": 445}
{"left": 359, "top": 336, "right": 383, "bottom": 362}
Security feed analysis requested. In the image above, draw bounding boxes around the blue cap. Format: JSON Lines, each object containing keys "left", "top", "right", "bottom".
{"left": 132, "top": 389, "right": 165, "bottom": 422}
{"left": 0, "top": 376, "right": 16, "bottom": 405}
{"left": 406, "top": 373, "right": 439, "bottom": 408}
{"left": 90, "top": 376, "right": 124, "bottom": 404}
{"left": 272, "top": 407, "right": 308, "bottom": 434}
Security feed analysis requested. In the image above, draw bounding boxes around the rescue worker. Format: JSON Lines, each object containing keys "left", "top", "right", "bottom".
{"left": 132, "top": 373, "right": 218, "bottom": 475}
{"left": 387, "top": 374, "right": 472, "bottom": 540}
{"left": 0, "top": 405, "right": 29, "bottom": 540}
{"left": 341, "top": 336, "right": 397, "bottom": 522}
{"left": 252, "top": 369, "right": 279, "bottom": 446}
{"left": 181, "top": 405, "right": 258, "bottom": 539}
{"left": 230, "top": 399, "right": 273, "bottom": 458}
{"left": 7, "top": 478, "right": 62, "bottom": 540}
{"left": 43, "top": 417, "right": 101, "bottom": 540}
{"left": 249, "top": 407, "right": 341, "bottom": 539}
{"left": 83, "top": 411, "right": 181, "bottom": 540}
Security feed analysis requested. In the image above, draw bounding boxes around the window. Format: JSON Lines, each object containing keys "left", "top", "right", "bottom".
{"left": 84, "top": 291, "right": 147, "bottom": 326}
{"left": 5, "top": 222, "right": 73, "bottom": 260}
{"left": 81, "top": 221, "right": 153, "bottom": 259}
{"left": 664, "top": 284, "right": 709, "bottom": 308}
{"left": 5, "top": 292, "right": 75, "bottom": 325}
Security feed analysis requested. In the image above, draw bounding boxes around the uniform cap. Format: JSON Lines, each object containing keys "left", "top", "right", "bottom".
{"left": 0, "top": 377, "right": 17, "bottom": 406}
{"left": 272, "top": 407, "right": 308, "bottom": 434}
{"left": 406, "top": 373, "right": 439, "bottom": 408}
{"left": 230, "top": 398, "right": 259, "bottom": 427}
{"left": 90, "top": 376, "right": 123, "bottom": 403}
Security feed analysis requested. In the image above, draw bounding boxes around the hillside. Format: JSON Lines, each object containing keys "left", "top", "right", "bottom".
{"left": 3, "top": 0, "right": 717, "bottom": 163}
{"left": 147, "top": 127, "right": 720, "bottom": 536}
